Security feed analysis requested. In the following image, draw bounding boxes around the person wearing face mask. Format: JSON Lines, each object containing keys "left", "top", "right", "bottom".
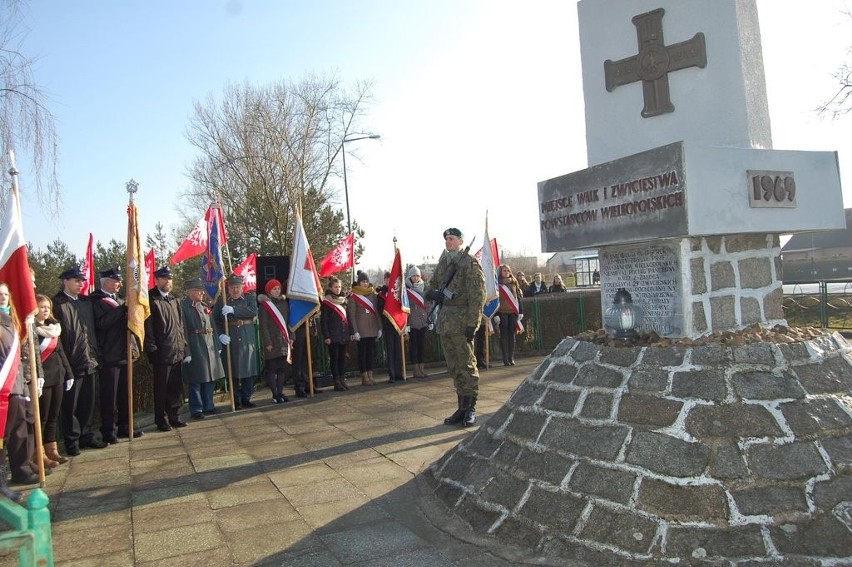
{"left": 257, "top": 278, "right": 291, "bottom": 404}
{"left": 425, "top": 228, "right": 486, "bottom": 428}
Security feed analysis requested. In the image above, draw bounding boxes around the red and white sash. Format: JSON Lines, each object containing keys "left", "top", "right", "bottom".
{"left": 39, "top": 336, "right": 58, "bottom": 363}
{"left": 407, "top": 288, "right": 425, "bottom": 309}
{"left": 499, "top": 284, "right": 525, "bottom": 333}
{"left": 260, "top": 301, "right": 291, "bottom": 344}
{"left": 0, "top": 332, "right": 21, "bottom": 398}
{"left": 322, "top": 299, "right": 348, "bottom": 326}
{"left": 351, "top": 293, "right": 378, "bottom": 316}
{"left": 100, "top": 296, "right": 119, "bottom": 308}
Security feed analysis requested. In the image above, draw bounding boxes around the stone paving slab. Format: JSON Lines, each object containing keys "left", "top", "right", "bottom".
{"left": 22, "top": 358, "right": 544, "bottom": 565}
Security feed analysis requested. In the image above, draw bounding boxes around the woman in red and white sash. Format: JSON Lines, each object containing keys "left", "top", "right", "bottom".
{"left": 406, "top": 266, "right": 432, "bottom": 378}
{"left": 495, "top": 264, "right": 524, "bottom": 366}
{"left": 347, "top": 271, "right": 382, "bottom": 386}
{"left": 321, "top": 277, "right": 350, "bottom": 391}
{"left": 257, "top": 279, "right": 291, "bottom": 404}
{"left": 33, "top": 294, "right": 74, "bottom": 467}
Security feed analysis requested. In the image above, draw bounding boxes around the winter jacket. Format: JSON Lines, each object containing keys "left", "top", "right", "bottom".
{"left": 257, "top": 294, "right": 291, "bottom": 361}
{"left": 144, "top": 287, "right": 186, "bottom": 365}
{"left": 52, "top": 291, "right": 100, "bottom": 375}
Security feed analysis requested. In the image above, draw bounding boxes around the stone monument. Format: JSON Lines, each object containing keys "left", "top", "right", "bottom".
{"left": 426, "top": 1, "right": 852, "bottom": 563}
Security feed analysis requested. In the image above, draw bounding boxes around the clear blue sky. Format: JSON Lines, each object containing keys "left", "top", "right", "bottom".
{"left": 13, "top": 0, "right": 852, "bottom": 271}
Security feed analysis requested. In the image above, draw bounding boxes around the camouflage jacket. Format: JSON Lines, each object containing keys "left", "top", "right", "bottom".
{"left": 430, "top": 249, "right": 486, "bottom": 334}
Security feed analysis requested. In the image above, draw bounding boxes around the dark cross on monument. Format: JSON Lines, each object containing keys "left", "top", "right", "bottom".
{"left": 604, "top": 8, "right": 707, "bottom": 118}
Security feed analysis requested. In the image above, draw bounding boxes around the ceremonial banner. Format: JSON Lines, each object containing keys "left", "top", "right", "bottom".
{"left": 233, "top": 253, "right": 257, "bottom": 292}
{"left": 382, "top": 248, "right": 410, "bottom": 333}
{"left": 286, "top": 209, "right": 322, "bottom": 330}
{"left": 80, "top": 233, "right": 95, "bottom": 295}
{"left": 126, "top": 203, "right": 150, "bottom": 343}
{"left": 170, "top": 205, "right": 228, "bottom": 265}
{"left": 200, "top": 211, "right": 224, "bottom": 300}
{"left": 144, "top": 248, "right": 156, "bottom": 290}
{"left": 479, "top": 215, "right": 500, "bottom": 319}
{"left": 318, "top": 232, "right": 355, "bottom": 277}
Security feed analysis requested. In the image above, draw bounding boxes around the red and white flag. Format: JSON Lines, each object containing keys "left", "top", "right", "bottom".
{"left": 233, "top": 253, "right": 257, "bottom": 292}
{"left": 144, "top": 248, "right": 156, "bottom": 290}
{"left": 80, "top": 233, "right": 95, "bottom": 295}
{"left": 382, "top": 248, "right": 410, "bottom": 333}
{"left": 0, "top": 154, "right": 38, "bottom": 336}
{"left": 170, "top": 205, "right": 228, "bottom": 265}
{"left": 318, "top": 233, "right": 355, "bottom": 277}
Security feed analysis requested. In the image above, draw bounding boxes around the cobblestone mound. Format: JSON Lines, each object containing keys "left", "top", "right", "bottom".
{"left": 427, "top": 333, "right": 852, "bottom": 565}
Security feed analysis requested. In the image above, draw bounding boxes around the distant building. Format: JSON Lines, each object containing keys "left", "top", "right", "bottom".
{"left": 781, "top": 208, "right": 852, "bottom": 282}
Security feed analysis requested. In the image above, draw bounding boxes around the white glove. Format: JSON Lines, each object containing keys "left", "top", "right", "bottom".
{"left": 352, "top": 332, "right": 361, "bottom": 342}
{"left": 219, "top": 334, "right": 231, "bottom": 345}
{"left": 494, "top": 315, "right": 500, "bottom": 325}
{"left": 404, "top": 326, "right": 410, "bottom": 334}
{"left": 183, "top": 355, "right": 192, "bottom": 364}
{"left": 65, "top": 378, "right": 74, "bottom": 392}
{"left": 428, "top": 324, "right": 434, "bottom": 331}
{"left": 221, "top": 305, "right": 235, "bottom": 316}
{"left": 377, "top": 329, "right": 383, "bottom": 339}
{"left": 37, "top": 377, "right": 45, "bottom": 397}
{"left": 518, "top": 314, "right": 524, "bottom": 322}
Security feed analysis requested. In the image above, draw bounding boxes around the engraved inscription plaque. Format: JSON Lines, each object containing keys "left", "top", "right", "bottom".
{"left": 747, "top": 170, "right": 797, "bottom": 208}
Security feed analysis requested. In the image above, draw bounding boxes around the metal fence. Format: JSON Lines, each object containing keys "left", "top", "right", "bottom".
{"left": 782, "top": 279, "right": 852, "bottom": 331}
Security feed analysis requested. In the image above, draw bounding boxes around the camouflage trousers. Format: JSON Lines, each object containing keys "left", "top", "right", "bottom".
{"left": 440, "top": 332, "right": 479, "bottom": 397}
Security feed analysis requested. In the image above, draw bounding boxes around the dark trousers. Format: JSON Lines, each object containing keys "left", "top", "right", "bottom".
{"left": 153, "top": 361, "right": 183, "bottom": 425}
{"left": 291, "top": 329, "right": 309, "bottom": 392}
{"left": 409, "top": 327, "right": 426, "bottom": 364}
{"left": 383, "top": 323, "right": 402, "bottom": 379}
{"left": 61, "top": 372, "right": 96, "bottom": 447}
{"left": 475, "top": 326, "right": 487, "bottom": 366}
{"left": 265, "top": 356, "right": 287, "bottom": 398}
{"left": 328, "top": 342, "right": 347, "bottom": 379}
{"left": 99, "top": 364, "right": 130, "bottom": 438}
{"left": 5, "top": 395, "right": 34, "bottom": 479}
{"left": 499, "top": 313, "right": 519, "bottom": 363}
{"left": 356, "top": 337, "right": 376, "bottom": 372}
{"left": 229, "top": 374, "right": 254, "bottom": 404}
{"left": 38, "top": 383, "right": 63, "bottom": 443}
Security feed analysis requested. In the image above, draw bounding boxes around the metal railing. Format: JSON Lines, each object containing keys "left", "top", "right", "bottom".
{"left": 0, "top": 489, "right": 53, "bottom": 567}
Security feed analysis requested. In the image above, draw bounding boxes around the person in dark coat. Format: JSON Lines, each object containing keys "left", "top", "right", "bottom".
{"left": 144, "top": 267, "right": 187, "bottom": 431}
{"left": 0, "top": 298, "right": 24, "bottom": 501}
{"left": 215, "top": 274, "right": 259, "bottom": 409}
{"left": 321, "top": 277, "right": 349, "bottom": 391}
{"left": 53, "top": 266, "right": 106, "bottom": 455}
{"left": 257, "top": 278, "right": 291, "bottom": 404}
{"left": 90, "top": 267, "right": 142, "bottom": 442}
{"left": 33, "top": 294, "right": 74, "bottom": 467}
{"left": 181, "top": 278, "right": 224, "bottom": 419}
{"left": 377, "top": 271, "right": 403, "bottom": 383}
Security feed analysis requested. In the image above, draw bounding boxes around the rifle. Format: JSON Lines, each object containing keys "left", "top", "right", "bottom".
{"left": 426, "top": 236, "right": 477, "bottom": 304}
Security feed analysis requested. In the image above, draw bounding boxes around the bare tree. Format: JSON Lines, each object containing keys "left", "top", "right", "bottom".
{"left": 0, "top": 0, "right": 61, "bottom": 211}
{"left": 182, "top": 74, "right": 373, "bottom": 267}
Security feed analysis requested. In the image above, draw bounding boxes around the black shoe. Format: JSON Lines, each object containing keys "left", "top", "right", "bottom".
{"left": 295, "top": 389, "right": 307, "bottom": 398}
{"left": 117, "top": 430, "right": 144, "bottom": 439}
{"left": 277, "top": 396, "right": 289, "bottom": 403}
{"left": 509, "top": 360, "right": 516, "bottom": 366}
{"left": 64, "top": 442, "right": 81, "bottom": 456}
{"left": 191, "top": 413, "right": 206, "bottom": 420}
{"left": 103, "top": 434, "right": 120, "bottom": 444}
{"left": 156, "top": 423, "right": 172, "bottom": 432}
{"left": 477, "top": 362, "right": 487, "bottom": 369}
{"left": 202, "top": 408, "right": 220, "bottom": 415}
{"left": 11, "top": 472, "right": 39, "bottom": 485}
{"left": 169, "top": 419, "right": 188, "bottom": 428}
{"left": 241, "top": 401, "right": 256, "bottom": 408}
{"left": 80, "top": 438, "right": 108, "bottom": 449}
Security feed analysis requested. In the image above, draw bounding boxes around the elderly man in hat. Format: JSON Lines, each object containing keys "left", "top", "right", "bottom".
{"left": 215, "top": 274, "right": 259, "bottom": 409}
{"left": 53, "top": 266, "right": 106, "bottom": 455}
{"left": 181, "top": 278, "right": 224, "bottom": 419}
{"left": 90, "top": 267, "right": 142, "bottom": 442}
{"left": 425, "top": 228, "right": 486, "bottom": 427}
{"left": 144, "top": 266, "right": 188, "bottom": 431}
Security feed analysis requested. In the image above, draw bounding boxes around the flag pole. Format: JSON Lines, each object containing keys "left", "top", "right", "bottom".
{"left": 306, "top": 321, "right": 315, "bottom": 397}
{"left": 222, "top": 277, "right": 237, "bottom": 412}
{"left": 394, "top": 240, "right": 408, "bottom": 381}
{"left": 125, "top": 181, "right": 141, "bottom": 442}
{"left": 9, "top": 156, "right": 45, "bottom": 485}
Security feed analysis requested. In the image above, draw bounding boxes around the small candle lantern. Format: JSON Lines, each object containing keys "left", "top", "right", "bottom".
{"left": 604, "top": 288, "right": 642, "bottom": 340}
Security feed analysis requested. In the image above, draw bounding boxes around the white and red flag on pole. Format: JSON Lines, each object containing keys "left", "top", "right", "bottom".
{"left": 170, "top": 205, "right": 228, "bottom": 265}
{"left": 233, "top": 253, "right": 257, "bottom": 293}
{"left": 0, "top": 151, "right": 38, "bottom": 337}
{"left": 382, "top": 248, "right": 410, "bottom": 333}
{"left": 318, "top": 233, "right": 354, "bottom": 277}
{"left": 80, "top": 233, "right": 95, "bottom": 295}
{"left": 144, "top": 248, "right": 156, "bottom": 291}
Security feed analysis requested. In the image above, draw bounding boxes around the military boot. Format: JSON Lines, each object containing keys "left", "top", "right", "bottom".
{"left": 444, "top": 395, "right": 466, "bottom": 425}
{"left": 462, "top": 396, "right": 477, "bottom": 427}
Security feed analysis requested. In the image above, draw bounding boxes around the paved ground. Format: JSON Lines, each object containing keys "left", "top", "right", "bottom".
{"left": 24, "top": 357, "right": 540, "bottom": 566}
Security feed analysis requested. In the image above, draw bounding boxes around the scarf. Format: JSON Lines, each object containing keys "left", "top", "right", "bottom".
{"left": 322, "top": 292, "right": 348, "bottom": 325}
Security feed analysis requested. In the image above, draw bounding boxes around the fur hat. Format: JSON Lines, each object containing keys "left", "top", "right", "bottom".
{"left": 264, "top": 278, "right": 282, "bottom": 294}
{"left": 407, "top": 266, "right": 421, "bottom": 279}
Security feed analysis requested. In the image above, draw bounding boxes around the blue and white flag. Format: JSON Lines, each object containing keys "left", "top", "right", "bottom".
{"left": 480, "top": 214, "right": 500, "bottom": 318}
{"left": 200, "top": 207, "right": 224, "bottom": 301}
{"left": 287, "top": 208, "right": 323, "bottom": 330}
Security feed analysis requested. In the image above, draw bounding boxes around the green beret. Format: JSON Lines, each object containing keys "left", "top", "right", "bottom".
{"left": 443, "top": 227, "right": 463, "bottom": 239}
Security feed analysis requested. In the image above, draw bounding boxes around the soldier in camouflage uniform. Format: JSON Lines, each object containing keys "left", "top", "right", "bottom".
{"left": 426, "top": 228, "right": 486, "bottom": 427}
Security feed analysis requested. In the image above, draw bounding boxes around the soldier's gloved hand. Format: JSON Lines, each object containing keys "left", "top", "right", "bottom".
{"left": 65, "top": 378, "right": 74, "bottom": 392}
{"left": 518, "top": 314, "right": 524, "bottom": 322}
{"left": 493, "top": 315, "right": 500, "bottom": 326}
{"left": 352, "top": 332, "right": 361, "bottom": 342}
{"left": 425, "top": 289, "right": 444, "bottom": 303}
{"left": 221, "top": 305, "right": 235, "bottom": 316}
{"left": 37, "top": 378, "right": 45, "bottom": 397}
{"left": 404, "top": 326, "right": 410, "bottom": 335}
{"left": 183, "top": 355, "right": 192, "bottom": 364}
{"left": 465, "top": 326, "right": 475, "bottom": 342}
{"left": 427, "top": 324, "right": 434, "bottom": 331}
{"left": 219, "top": 334, "right": 231, "bottom": 345}
{"left": 377, "top": 329, "right": 382, "bottom": 340}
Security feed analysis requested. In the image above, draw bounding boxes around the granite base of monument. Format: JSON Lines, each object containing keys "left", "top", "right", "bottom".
{"left": 424, "top": 335, "right": 852, "bottom": 564}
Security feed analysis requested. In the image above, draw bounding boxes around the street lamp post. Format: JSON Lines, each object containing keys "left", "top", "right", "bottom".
{"left": 341, "top": 133, "right": 380, "bottom": 282}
